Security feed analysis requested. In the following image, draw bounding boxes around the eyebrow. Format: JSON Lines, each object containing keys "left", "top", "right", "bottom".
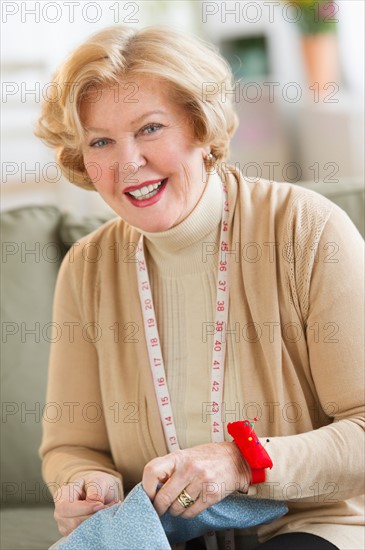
{"left": 132, "top": 109, "right": 166, "bottom": 124}
{"left": 85, "top": 110, "right": 167, "bottom": 133}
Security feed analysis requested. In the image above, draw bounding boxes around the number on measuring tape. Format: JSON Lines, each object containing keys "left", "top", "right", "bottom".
{"left": 212, "top": 401, "right": 219, "bottom": 413}
{"left": 214, "top": 340, "right": 222, "bottom": 352}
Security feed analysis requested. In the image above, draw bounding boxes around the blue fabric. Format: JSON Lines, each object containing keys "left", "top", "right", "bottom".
{"left": 55, "top": 483, "right": 288, "bottom": 550}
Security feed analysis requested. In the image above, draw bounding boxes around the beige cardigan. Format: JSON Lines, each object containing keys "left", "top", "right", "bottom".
{"left": 40, "top": 167, "right": 364, "bottom": 549}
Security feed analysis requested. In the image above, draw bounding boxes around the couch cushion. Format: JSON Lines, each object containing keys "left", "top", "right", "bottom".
{"left": 59, "top": 212, "right": 116, "bottom": 247}
{"left": 1, "top": 206, "right": 115, "bottom": 508}
{"left": 0, "top": 507, "right": 60, "bottom": 550}
{"left": 1, "top": 206, "right": 64, "bottom": 506}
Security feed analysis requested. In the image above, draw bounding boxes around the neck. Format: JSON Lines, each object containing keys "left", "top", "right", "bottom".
{"left": 138, "top": 171, "right": 224, "bottom": 276}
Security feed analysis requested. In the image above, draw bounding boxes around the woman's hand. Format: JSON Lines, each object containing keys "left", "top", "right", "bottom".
{"left": 53, "top": 471, "right": 122, "bottom": 536}
{"left": 142, "top": 442, "right": 251, "bottom": 518}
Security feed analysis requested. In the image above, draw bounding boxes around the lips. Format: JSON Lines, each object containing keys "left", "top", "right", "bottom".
{"left": 124, "top": 179, "right": 165, "bottom": 194}
{"left": 124, "top": 178, "right": 168, "bottom": 207}
{"left": 125, "top": 179, "right": 167, "bottom": 200}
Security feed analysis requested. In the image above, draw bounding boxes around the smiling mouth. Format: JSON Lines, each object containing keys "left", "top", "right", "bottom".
{"left": 126, "top": 178, "right": 168, "bottom": 201}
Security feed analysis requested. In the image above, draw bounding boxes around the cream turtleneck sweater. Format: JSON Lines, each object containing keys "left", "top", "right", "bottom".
{"left": 40, "top": 167, "right": 364, "bottom": 549}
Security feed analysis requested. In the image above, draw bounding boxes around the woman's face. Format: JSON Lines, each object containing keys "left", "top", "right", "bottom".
{"left": 81, "top": 77, "right": 210, "bottom": 232}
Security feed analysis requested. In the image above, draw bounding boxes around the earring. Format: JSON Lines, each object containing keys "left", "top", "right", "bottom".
{"left": 206, "top": 152, "right": 214, "bottom": 161}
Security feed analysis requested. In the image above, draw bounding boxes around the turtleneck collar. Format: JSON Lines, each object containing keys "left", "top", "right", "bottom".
{"left": 134, "top": 170, "right": 224, "bottom": 276}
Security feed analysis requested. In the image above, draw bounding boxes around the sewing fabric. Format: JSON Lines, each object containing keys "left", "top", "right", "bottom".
{"left": 54, "top": 483, "right": 287, "bottom": 549}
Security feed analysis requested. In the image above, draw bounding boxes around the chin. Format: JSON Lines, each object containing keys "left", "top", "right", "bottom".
{"left": 140, "top": 221, "right": 174, "bottom": 233}
{"left": 136, "top": 213, "right": 182, "bottom": 233}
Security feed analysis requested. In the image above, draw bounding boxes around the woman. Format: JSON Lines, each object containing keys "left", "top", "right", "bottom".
{"left": 36, "top": 25, "right": 364, "bottom": 550}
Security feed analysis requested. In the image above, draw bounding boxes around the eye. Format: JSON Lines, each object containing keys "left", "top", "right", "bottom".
{"left": 89, "top": 138, "right": 111, "bottom": 148}
{"left": 139, "top": 123, "right": 163, "bottom": 136}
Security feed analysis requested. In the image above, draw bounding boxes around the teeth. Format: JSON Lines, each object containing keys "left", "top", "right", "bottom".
{"left": 134, "top": 189, "right": 159, "bottom": 200}
{"left": 128, "top": 180, "right": 164, "bottom": 199}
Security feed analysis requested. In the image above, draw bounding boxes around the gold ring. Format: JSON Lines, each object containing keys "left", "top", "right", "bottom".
{"left": 177, "top": 488, "right": 196, "bottom": 509}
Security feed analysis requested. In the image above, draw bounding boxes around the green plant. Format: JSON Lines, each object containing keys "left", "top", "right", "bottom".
{"left": 282, "top": 1, "right": 338, "bottom": 34}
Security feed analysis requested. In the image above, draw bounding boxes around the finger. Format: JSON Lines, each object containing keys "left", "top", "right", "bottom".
{"left": 56, "top": 498, "right": 105, "bottom": 519}
{"left": 142, "top": 455, "right": 176, "bottom": 501}
{"left": 151, "top": 470, "right": 195, "bottom": 516}
{"left": 85, "top": 475, "right": 122, "bottom": 504}
{"left": 169, "top": 485, "right": 201, "bottom": 518}
{"left": 102, "top": 478, "right": 123, "bottom": 504}
{"left": 92, "top": 499, "right": 121, "bottom": 512}
{"left": 85, "top": 478, "right": 106, "bottom": 503}
{"left": 54, "top": 479, "right": 86, "bottom": 504}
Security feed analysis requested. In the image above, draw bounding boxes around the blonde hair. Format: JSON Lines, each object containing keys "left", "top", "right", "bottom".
{"left": 35, "top": 25, "right": 238, "bottom": 190}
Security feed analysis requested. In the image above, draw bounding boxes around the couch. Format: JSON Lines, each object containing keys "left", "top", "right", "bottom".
{"left": 1, "top": 178, "right": 363, "bottom": 550}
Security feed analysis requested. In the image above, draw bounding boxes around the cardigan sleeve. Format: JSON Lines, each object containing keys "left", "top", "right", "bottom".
{"left": 256, "top": 202, "right": 364, "bottom": 502}
{"left": 39, "top": 246, "right": 123, "bottom": 496}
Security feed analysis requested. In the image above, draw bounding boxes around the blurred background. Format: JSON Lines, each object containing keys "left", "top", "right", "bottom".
{"left": 1, "top": 0, "right": 364, "bottom": 215}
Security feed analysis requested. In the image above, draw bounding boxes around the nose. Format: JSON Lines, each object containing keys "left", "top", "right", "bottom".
{"left": 110, "top": 140, "right": 147, "bottom": 185}
{"left": 114, "top": 141, "right": 147, "bottom": 184}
